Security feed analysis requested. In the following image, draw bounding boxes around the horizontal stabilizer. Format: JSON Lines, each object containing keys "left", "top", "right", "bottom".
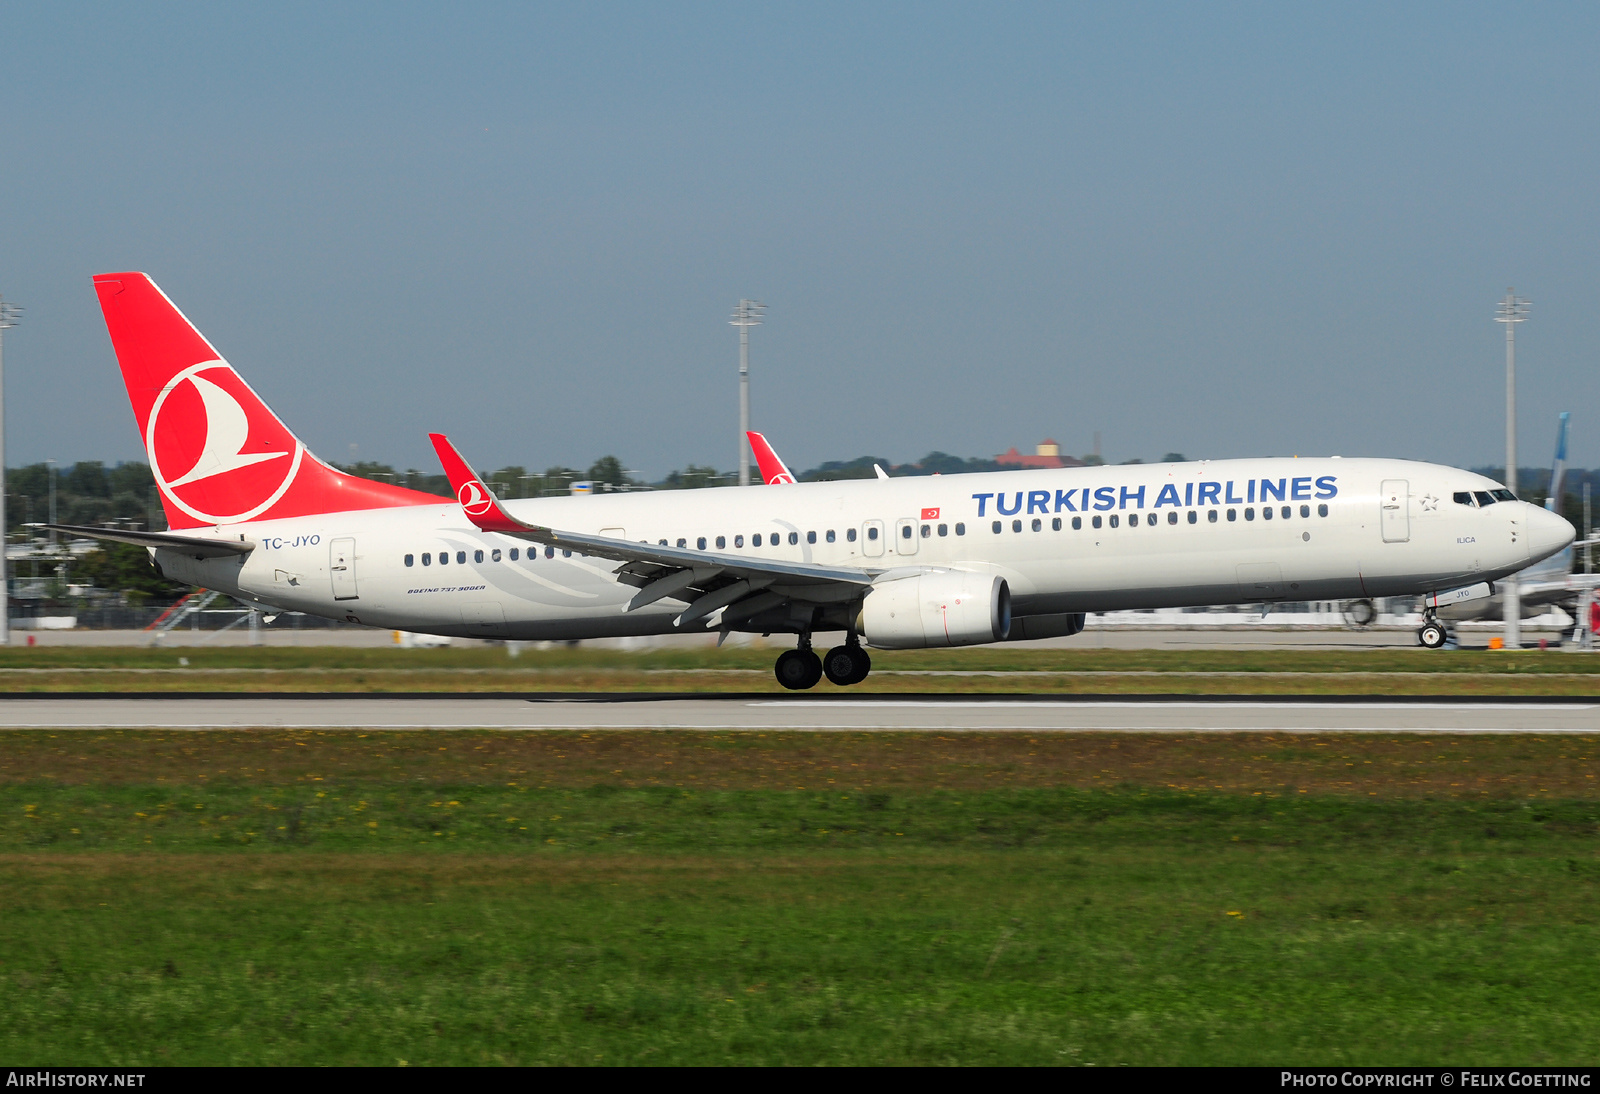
{"left": 45, "top": 523, "right": 254, "bottom": 558}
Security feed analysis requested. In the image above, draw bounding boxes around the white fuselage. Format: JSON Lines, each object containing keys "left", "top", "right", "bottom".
{"left": 153, "top": 457, "right": 1573, "bottom": 643}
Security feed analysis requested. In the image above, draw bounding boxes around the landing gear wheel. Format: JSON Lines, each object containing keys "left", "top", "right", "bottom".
{"left": 775, "top": 648, "right": 823, "bottom": 690}
{"left": 822, "top": 644, "right": 872, "bottom": 686}
{"left": 1418, "top": 622, "right": 1447, "bottom": 649}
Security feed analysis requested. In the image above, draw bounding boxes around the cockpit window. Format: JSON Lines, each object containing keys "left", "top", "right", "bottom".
{"left": 1474, "top": 491, "right": 1496, "bottom": 507}
{"left": 1491, "top": 489, "right": 1517, "bottom": 502}
{"left": 1453, "top": 492, "right": 1474, "bottom": 507}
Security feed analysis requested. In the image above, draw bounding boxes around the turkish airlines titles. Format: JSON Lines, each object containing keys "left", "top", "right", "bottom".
{"left": 973, "top": 475, "right": 1340, "bottom": 517}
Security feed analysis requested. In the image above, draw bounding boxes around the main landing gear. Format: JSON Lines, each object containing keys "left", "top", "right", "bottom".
{"left": 821, "top": 640, "right": 871, "bottom": 687}
{"left": 1418, "top": 610, "right": 1448, "bottom": 650}
{"left": 773, "top": 634, "right": 872, "bottom": 690}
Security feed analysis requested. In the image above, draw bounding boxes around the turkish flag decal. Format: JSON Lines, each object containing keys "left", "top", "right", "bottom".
{"left": 921, "top": 507, "right": 940, "bottom": 520}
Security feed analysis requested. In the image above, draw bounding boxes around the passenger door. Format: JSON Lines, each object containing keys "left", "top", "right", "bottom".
{"left": 862, "top": 519, "right": 885, "bottom": 558}
{"left": 330, "top": 537, "right": 359, "bottom": 601}
{"left": 1380, "top": 480, "right": 1409, "bottom": 543}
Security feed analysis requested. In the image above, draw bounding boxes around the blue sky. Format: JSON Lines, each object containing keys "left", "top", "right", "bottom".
{"left": 2, "top": 3, "right": 1597, "bottom": 477}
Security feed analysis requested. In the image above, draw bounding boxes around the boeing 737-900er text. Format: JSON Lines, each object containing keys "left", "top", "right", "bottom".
{"left": 54, "top": 272, "right": 1576, "bottom": 685}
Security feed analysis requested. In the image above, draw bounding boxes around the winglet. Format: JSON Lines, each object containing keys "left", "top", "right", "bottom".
{"left": 746, "top": 431, "right": 797, "bottom": 485}
{"left": 428, "top": 433, "right": 527, "bottom": 533}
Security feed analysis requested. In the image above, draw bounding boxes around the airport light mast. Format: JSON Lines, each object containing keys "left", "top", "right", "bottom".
{"left": 0, "top": 298, "right": 20, "bottom": 647}
{"left": 730, "top": 299, "right": 765, "bottom": 486}
{"left": 1496, "top": 288, "right": 1531, "bottom": 650}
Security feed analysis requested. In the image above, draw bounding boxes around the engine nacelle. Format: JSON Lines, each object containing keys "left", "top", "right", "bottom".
{"left": 1006, "top": 612, "right": 1086, "bottom": 641}
{"left": 860, "top": 571, "right": 1011, "bottom": 649}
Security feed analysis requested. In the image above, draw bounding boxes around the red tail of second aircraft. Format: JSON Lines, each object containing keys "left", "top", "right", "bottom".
{"left": 93, "top": 272, "right": 441, "bottom": 529}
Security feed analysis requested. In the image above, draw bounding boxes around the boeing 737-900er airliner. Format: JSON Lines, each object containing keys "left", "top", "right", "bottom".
{"left": 54, "top": 272, "right": 1575, "bottom": 687}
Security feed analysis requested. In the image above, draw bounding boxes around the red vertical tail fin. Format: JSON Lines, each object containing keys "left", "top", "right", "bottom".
{"left": 93, "top": 272, "right": 440, "bottom": 529}
{"left": 746, "top": 431, "right": 797, "bottom": 485}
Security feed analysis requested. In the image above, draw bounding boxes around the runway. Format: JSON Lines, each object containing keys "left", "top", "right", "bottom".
{"left": 0, "top": 695, "right": 1596, "bottom": 732}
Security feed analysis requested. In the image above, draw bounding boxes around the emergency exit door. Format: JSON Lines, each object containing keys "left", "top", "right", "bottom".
{"left": 330, "top": 537, "right": 359, "bottom": 600}
{"left": 1380, "top": 480, "right": 1409, "bottom": 543}
{"left": 894, "top": 518, "right": 919, "bottom": 555}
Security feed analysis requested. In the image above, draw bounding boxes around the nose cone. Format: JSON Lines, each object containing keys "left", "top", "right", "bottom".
{"left": 1526, "top": 504, "right": 1576, "bottom": 564}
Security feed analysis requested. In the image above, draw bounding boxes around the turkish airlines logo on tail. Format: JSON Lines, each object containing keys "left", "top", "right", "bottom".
{"left": 146, "top": 361, "right": 304, "bottom": 524}
{"left": 770, "top": 470, "right": 796, "bottom": 485}
{"left": 458, "top": 480, "right": 495, "bottom": 516}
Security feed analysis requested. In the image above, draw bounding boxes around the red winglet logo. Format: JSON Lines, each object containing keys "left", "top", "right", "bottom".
{"left": 746, "top": 431, "right": 797, "bottom": 485}
{"left": 429, "top": 433, "right": 527, "bottom": 533}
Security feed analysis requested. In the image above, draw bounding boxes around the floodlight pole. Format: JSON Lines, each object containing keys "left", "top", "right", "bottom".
{"left": 0, "top": 298, "right": 19, "bottom": 647}
{"left": 730, "top": 300, "right": 764, "bottom": 486}
{"left": 1496, "top": 288, "right": 1530, "bottom": 650}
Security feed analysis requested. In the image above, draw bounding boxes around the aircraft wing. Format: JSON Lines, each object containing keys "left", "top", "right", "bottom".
{"left": 428, "top": 434, "right": 880, "bottom": 626}
{"left": 45, "top": 524, "right": 254, "bottom": 559}
{"left": 746, "top": 431, "right": 797, "bottom": 484}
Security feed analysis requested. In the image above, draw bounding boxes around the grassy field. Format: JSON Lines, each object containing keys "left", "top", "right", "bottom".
{"left": 3, "top": 730, "right": 1599, "bottom": 1065}
{"left": 2, "top": 644, "right": 1600, "bottom": 693}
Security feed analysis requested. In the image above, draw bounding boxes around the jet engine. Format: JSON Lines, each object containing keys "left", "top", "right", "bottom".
{"left": 860, "top": 571, "right": 1011, "bottom": 649}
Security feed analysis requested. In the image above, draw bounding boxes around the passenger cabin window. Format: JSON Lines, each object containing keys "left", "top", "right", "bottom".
{"left": 404, "top": 553, "right": 415, "bottom": 567}
{"left": 1280, "top": 506, "right": 1291, "bottom": 519}
{"left": 1453, "top": 492, "right": 1475, "bottom": 506}
{"left": 456, "top": 551, "right": 466, "bottom": 564}
{"left": 1167, "top": 512, "right": 1177, "bottom": 525}
{"left": 807, "top": 531, "right": 817, "bottom": 544}
{"left": 901, "top": 525, "right": 912, "bottom": 539}
{"left": 716, "top": 536, "right": 726, "bottom": 549}
{"left": 1244, "top": 508, "right": 1254, "bottom": 521}
{"left": 1092, "top": 516, "right": 1102, "bottom": 529}
{"left": 1012, "top": 519, "right": 1023, "bottom": 532}
{"left": 1317, "top": 503, "right": 1329, "bottom": 517}
{"left": 752, "top": 534, "right": 762, "bottom": 547}
{"left": 735, "top": 535, "right": 745, "bottom": 548}
{"left": 1227, "top": 509, "right": 1236, "bottom": 521}
{"left": 1031, "top": 518, "right": 1041, "bottom": 532}
{"left": 1263, "top": 506, "right": 1274, "bottom": 520}
{"left": 939, "top": 523, "right": 949, "bottom": 536}
{"left": 677, "top": 538, "right": 686, "bottom": 548}
{"left": 1188, "top": 512, "right": 1198, "bottom": 524}
{"left": 510, "top": 548, "right": 520, "bottom": 560}
{"left": 1051, "top": 517, "right": 1061, "bottom": 531}
{"left": 422, "top": 552, "right": 431, "bottom": 565}
{"left": 992, "top": 521, "right": 1003, "bottom": 534}
{"left": 826, "top": 530, "right": 836, "bottom": 543}
{"left": 1127, "top": 514, "right": 1138, "bottom": 527}
{"left": 1109, "top": 515, "right": 1119, "bottom": 528}
{"left": 474, "top": 549, "right": 484, "bottom": 563}
{"left": 491, "top": 549, "right": 501, "bottom": 562}
{"left": 1207, "top": 510, "right": 1218, "bottom": 523}
{"left": 546, "top": 547, "right": 555, "bottom": 558}
{"left": 1072, "top": 517, "right": 1082, "bottom": 530}
{"left": 847, "top": 529, "right": 857, "bottom": 542}
{"left": 955, "top": 523, "right": 966, "bottom": 535}
{"left": 1299, "top": 505, "right": 1310, "bottom": 518}
{"left": 439, "top": 552, "right": 449, "bottom": 566}
{"left": 698, "top": 537, "right": 707, "bottom": 550}
{"left": 921, "top": 524, "right": 931, "bottom": 538}
{"left": 867, "top": 526, "right": 879, "bottom": 541}
{"left": 789, "top": 532, "right": 799, "bottom": 545}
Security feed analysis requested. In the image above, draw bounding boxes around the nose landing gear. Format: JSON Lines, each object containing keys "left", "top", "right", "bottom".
{"left": 1418, "top": 610, "right": 1448, "bottom": 649}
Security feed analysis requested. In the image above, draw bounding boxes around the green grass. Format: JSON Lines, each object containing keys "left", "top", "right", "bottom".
{"left": 3, "top": 644, "right": 1600, "bottom": 693}
{"left": 3, "top": 730, "right": 1600, "bottom": 1064}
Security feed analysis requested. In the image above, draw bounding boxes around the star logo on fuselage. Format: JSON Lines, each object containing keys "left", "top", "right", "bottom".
{"left": 1421, "top": 494, "right": 1439, "bottom": 511}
